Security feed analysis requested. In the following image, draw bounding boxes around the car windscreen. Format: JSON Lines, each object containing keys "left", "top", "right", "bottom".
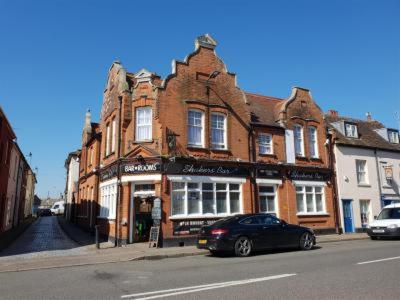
{"left": 377, "top": 208, "right": 400, "bottom": 220}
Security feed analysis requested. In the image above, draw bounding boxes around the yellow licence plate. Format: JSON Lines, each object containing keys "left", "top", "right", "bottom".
{"left": 198, "top": 239, "right": 207, "bottom": 244}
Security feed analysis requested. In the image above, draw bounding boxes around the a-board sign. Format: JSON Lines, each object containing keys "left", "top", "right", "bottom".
{"left": 148, "top": 226, "right": 160, "bottom": 248}
{"left": 151, "top": 207, "right": 162, "bottom": 220}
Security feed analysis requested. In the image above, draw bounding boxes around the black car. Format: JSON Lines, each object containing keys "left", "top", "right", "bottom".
{"left": 38, "top": 208, "right": 52, "bottom": 217}
{"left": 197, "top": 214, "right": 316, "bottom": 257}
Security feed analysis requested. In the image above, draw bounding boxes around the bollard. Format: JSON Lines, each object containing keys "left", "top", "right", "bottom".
{"left": 95, "top": 225, "right": 100, "bottom": 249}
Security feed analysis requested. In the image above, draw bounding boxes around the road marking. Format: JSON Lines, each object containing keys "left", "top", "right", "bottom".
{"left": 121, "top": 273, "right": 296, "bottom": 299}
{"left": 357, "top": 256, "right": 400, "bottom": 265}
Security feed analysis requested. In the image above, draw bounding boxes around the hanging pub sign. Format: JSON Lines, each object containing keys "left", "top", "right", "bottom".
{"left": 173, "top": 219, "right": 219, "bottom": 236}
{"left": 256, "top": 167, "right": 282, "bottom": 179}
{"left": 384, "top": 166, "right": 393, "bottom": 181}
{"left": 288, "top": 169, "right": 330, "bottom": 181}
{"left": 99, "top": 165, "right": 118, "bottom": 182}
{"left": 165, "top": 162, "right": 248, "bottom": 177}
{"left": 121, "top": 162, "right": 161, "bottom": 174}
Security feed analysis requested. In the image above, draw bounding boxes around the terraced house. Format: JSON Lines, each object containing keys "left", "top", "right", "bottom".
{"left": 73, "top": 34, "right": 340, "bottom": 246}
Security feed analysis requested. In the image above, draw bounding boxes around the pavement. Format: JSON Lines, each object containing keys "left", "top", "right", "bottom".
{"left": 0, "top": 216, "right": 369, "bottom": 273}
{"left": 0, "top": 239, "right": 399, "bottom": 299}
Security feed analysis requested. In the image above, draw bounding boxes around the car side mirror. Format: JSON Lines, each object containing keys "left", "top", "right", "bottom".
{"left": 374, "top": 215, "right": 377, "bottom": 220}
{"left": 280, "top": 220, "right": 287, "bottom": 226}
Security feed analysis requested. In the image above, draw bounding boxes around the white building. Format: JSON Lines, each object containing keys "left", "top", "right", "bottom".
{"left": 327, "top": 111, "right": 400, "bottom": 233}
{"left": 64, "top": 150, "right": 80, "bottom": 221}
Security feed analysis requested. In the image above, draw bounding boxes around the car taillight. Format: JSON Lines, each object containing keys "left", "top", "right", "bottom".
{"left": 211, "top": 229, "right": 229, "bottom": 235}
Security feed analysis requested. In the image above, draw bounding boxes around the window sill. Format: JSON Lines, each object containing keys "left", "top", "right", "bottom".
{"left": 187, "top": 145, "right": 207, "bottom": 150}
{"left": 133, "top": 139, "right": 154, "bottom": 144}
{"left": 309, "top": 157, "right": 322, "bottom": 162}
{"left": 169, "top": 214, "right": 240, "bottom": 220}
{"left": 259, "top": 153, "right": 276, "bottom": 158}
{"left": 210, "top": 148, "right": 230, "bottom": 153}
{"left": 296, "top": 213, "right": 330, "bottom": 217}
{"left": 104, "top": 152, "right": 115, "bottom": 159}
{"left": 357, "top": 184, "right": 371, "bottom": 187}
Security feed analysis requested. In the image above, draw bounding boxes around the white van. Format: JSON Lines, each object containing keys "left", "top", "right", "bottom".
{"left": 366, "top": 203, "right": 400, "bottom": 239}
{"left": 50, "top": 201, "right": 65, "bottom": 216}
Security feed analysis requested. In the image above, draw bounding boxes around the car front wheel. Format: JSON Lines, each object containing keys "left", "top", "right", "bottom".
{"left": 234, "top": 236, "right": 252, "bottom": 257}
{"left": 299, "top": 232, "right": 314, "bottom": 250}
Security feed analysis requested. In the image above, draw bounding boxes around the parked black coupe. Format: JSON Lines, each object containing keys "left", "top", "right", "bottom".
{"left": 197, "top": 214, "right": 316, "bottom": 257}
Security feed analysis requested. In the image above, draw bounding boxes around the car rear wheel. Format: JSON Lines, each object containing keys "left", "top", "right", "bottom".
{"left": 234, "top": 237, "right": 252, "bottom": 257}
{"left": 299, "top": 232, "right": 314, "bottom": 250}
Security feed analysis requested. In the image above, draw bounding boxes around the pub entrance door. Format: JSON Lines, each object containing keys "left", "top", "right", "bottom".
{"left": 129, "top": 184, "right": 155, "bottom": 243}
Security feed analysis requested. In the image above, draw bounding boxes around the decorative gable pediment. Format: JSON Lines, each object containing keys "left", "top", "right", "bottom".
{"left": 125, "top": 144, "right": 159, "bottom": 158}
{"left": 134, "top": 68, "right": 153, "bottom": 83}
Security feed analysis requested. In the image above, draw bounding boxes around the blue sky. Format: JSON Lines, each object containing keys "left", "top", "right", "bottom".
{"left": 0, "top": 0, "right": 399, "bottom": 198}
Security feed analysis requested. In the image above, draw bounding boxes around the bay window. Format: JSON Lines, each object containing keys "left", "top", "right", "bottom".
{"left": 188, "top": 110, "right": 204, "bottom": 147}
{"left": 171, "top": 181, "right": 242, "bottom": 217}
{"left": 296, "top": 185, "right": 325, "bottom": 214}
{"left": 136, "top": 107, "right": 152, "bottom": 141}
{"left": 258, "top": 134, "right": 273, "bottom": 155}
{"left": 211, "top": 113, "right": 226, "bottom": 149}
{"left": 307, "top": 126, "right": 318, "bottom": 158}
{"left": 294, "top": 125, "right": 304, "bottom": 156}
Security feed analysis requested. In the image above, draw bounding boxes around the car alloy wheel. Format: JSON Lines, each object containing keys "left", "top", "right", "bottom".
{"left": 234, "top": 237, "right": 252, "bottom": 257}
{"left": 300, "top": 232, "right": 314, "bottom": 250}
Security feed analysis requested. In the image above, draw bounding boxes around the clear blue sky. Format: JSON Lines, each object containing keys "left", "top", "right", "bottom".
{"left": 0, "top": 0, "right": 399, "bottom": 198}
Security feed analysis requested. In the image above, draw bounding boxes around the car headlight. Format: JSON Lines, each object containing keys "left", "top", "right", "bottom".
{"left": 366, "top": 224, "right": 371, "bottom": 229}
{"left": 387, "top": 224, "right": 398, "bottom": 229}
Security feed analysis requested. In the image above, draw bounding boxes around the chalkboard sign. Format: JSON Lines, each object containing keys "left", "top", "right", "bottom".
{"left": 148, "top": 226, "right": 160, "bottom": 248}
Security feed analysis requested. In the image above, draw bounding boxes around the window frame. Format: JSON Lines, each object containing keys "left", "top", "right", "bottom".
{"left": 210, "top": 112, "right": 227, "bottom": 150}
{"left": 99, "top": 184, "right": 117, "bottom": 219}
{"left": 187, "top": 109, "right": 205, "bottom": 147}
{"left": 293, "top": 124, "right": 305, "bottom": 157}
{"left": 170, "top": 181, "right": 242, "bottom": 218}
{"left": 345, "top": 122, "right": 358, "bottom": 138}
{"left": 258, "top": 185, "right": 278, "bottom": 216}
{"left": 307, "top": 126, "right": 319, "bottom": 158}
{"left": 295, "top": 185, "right": 326, "bottom": 215}
{"left": 356, "top": 159, "right": 368, "bottom": 185}
{"left": 111, "top": 118, "right": 116, "bottom": 153}
{"left": 105, "top": 123, "right": 111, "bottom": 156}
{"left": 388, "top": 130, "right": 399, "bottom": 144}
{"left": 135, "top": 106, "right": 153, "bottom": 142}
{"left": 258, "top": 133, "right": 273, "bottom": 155}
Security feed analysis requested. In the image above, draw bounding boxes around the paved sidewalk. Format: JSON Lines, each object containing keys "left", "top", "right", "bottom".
{"left": 0, "top": 217, "right": 36, "bottom": 252}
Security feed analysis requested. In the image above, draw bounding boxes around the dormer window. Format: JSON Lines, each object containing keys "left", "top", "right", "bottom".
{"left": 388, "top": 130, "right": 399, "bottom": 144}
{"left": 345, "top": 123, "right": 358, "bottom": 138}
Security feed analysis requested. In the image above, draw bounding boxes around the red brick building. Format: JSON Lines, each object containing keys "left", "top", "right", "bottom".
{"left": 76, "top": 34, "right": 338, "bottom": 246}
{"left": 76, "top": 110, "right": 101, "bottom": 231}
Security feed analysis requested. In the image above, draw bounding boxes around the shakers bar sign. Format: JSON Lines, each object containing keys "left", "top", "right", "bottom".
{"left": 288, "top": 170, "right": 330, "bottom": 181}
{"left": 166, "top": 163, "right": 248, "bottom": 177}
{"left": 121, "top": 162, "right": 161, "bottom": 174}
{"left": 100, "top": 165, "right": 118, "bottom": 182}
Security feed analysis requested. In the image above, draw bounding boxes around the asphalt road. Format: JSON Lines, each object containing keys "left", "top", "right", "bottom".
{"left": 0, "top": 239, "right": 399, "bottom": 299}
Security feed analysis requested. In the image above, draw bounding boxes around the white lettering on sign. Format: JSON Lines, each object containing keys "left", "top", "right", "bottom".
{"left": 291, "top": 170, "right": 324, "bottom": 180}
{"left": 124, "top": 164, "right": 158, "bottom": 173}
{"left": 182, "top": 164, "right": 234, "bottom": 175}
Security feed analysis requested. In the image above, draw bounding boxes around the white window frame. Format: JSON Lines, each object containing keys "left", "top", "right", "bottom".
{"left": 307, "top": 126, "right": 318, "bottom": 158}
{"left": 359, "top": 199, "right": 371, "bottom": 227}
{"left": 105, "top": 124, "right": 110, "bottom": 156}
{"left": 258, "top": 133, "right": 273, "bottom": 155}
{"left": 356, "top": 159, "right": 368, "bottom": 185}
{"left": 345, "top": 123, "right": 358, "bottom": 138}
{"left": 388, "top": 130, "right": 399, "bottom": 144}
{"left": 111, "top": 118, "right": 116, "bottom": 153}
{"left": 293, "top": 124, "right": 304, "bottom": 157}
{"left": 258, "top": 185, "right": 278, "bottom": 216}
{"left": 135, "top": 106, "right": 152, "bottom": 141}
{"left": 170, "top": 181, "right": 243, "bottom": 219}
{"left": 187, "top": 109, "right": 205, "bottom": 147}
{"left": 295, "top": 184, "right": 326, "bottom": 215}
{"left": 210, "top": 113, "right": 227, "bottom": 150}
{"left": 99, "top": 183, "right": 117, "bottom": 219}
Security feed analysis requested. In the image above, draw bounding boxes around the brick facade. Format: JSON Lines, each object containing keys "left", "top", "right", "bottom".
{"left": 73, "top": 34, "right": 339, "bottom": 246}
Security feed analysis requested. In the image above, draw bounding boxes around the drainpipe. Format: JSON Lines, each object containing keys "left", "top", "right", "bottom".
{"left": 115, "top": 96, "right": 123, "bottom": 247}
{"left": 328, "top": 132, "right": 340, "bottom": 234}
{"left": 374, "top": 148, "right": 384, "bottom": 208}
{"left": 248, "top": 125, "right": 256, "bottom": 213}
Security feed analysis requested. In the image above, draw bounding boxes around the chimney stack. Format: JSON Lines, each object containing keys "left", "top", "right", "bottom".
{"left": 328, "top": 109, "right": 339, "bottom": 117}
{"left": 84, "top": 109, "right": 92, "bottom": 134}
{"left": 366, "top": 112, "right": 372, "bottom": 122}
